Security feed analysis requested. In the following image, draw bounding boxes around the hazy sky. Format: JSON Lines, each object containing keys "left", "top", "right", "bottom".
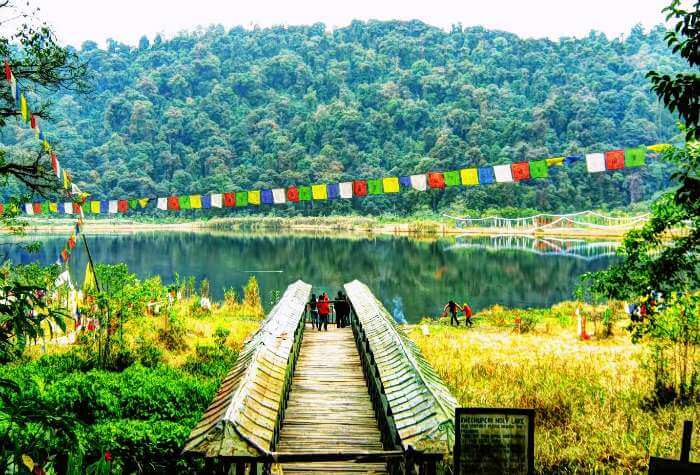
{"left": 26, "top": 0, "right": 672, "bottom": 48}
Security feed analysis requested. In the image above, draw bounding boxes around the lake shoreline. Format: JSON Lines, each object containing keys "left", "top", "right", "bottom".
{"left": 14, "top": 216, "right": 635, "bottom": 238}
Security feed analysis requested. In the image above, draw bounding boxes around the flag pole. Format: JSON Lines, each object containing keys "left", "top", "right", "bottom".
{"left": 81, "top": 234, "right": 101, "bottom": 293}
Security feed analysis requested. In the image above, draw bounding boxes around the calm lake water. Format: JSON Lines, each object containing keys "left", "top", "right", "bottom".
{"left": 5, "top": 232, "right": 619, "bottom": 323}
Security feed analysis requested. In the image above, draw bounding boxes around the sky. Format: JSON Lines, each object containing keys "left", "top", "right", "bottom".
{"left": 21, "top": 0, "right": 675, "bottom": 48}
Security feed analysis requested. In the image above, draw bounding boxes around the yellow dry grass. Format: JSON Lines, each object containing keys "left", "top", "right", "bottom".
{"left": 407, "top": 322, "right": 700, "bottom": 473}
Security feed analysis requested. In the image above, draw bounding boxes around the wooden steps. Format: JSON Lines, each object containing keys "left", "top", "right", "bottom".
{"left": 277, "top": 326, "right": 387, "bottom": 474}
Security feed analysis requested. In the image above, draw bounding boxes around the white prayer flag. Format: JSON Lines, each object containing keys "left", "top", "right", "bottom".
{"left": 63, "top": 202, "right": 73, "bottom": 214}
{"left": 272, "top": 188, "right": 286, "bottom": 204}
{"left": 24, "top": 203, "right": 33, "bottom": 215}
{"left": 108, "top": 200, "right": 118, "bottom": 214}
{"left": 157, "top": 197, "right": 168, "bottom": 210}
{"left": 410, "top": 174, "right": 427, "bottom": 191}
{"left": 493, "top": 165, "right": 514, "bottom": 183}
{"left": 339, "top": 182, "right": 353, "bottom": 199}
{"left": 586, "top": 153, "right": 606, "bottom": 173}
{"left": 210, "top": 194, "right": 222, "bottom": 208}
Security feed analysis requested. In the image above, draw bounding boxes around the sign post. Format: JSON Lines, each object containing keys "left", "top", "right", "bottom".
{"left": 454, "top": 408, "right": 534, "bottom": 475}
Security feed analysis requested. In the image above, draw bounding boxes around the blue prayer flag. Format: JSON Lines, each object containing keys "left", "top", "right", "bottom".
{"left": 261, "top": 189, "right": 274, "bottom": 205}
{"left": 100, "top": 200, "right": 109, "bottom": 213}
{"left": 201, "top": 194, "right": 211, "bottom": 209}
{"left": 565, "top": 155, "right": 583, "bottom": 165}
{"left": 478, "top": 167, "right": 495, "bottom": 184}
{"left": 327, "top": 183, "right": 340, "bottom": 200}
{"left": 399, "top": 176, "right": 411, "bottom": 188}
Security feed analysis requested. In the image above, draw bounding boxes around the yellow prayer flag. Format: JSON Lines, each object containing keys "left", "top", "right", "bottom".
{"left": 312, "top": 184, "right": 328, "bottom": 200}
{"left": 460, "top": 168, "right": 479, "bottom": 186}
{"left": 382, "top": 177, "right": 400, "bottom": 193}
{"left": 20, "top": 94, "right": 27, "bottom": 122}
{"left": 49, "top": 202, "right": 58, "bottom": 213}
{"left": 63, "top": 170, "right": 69, "bottom": 189}
{"left": 138, "top": 198, "right": 149, "bottom": 208}
{"left": 189, "top": 195, "right": 202, "bottom": 209}
{"left": 545, "top": 156, "right": 565, "bottom": 167}
{"left": 43, "top": 139, "right": 51, "bottom": 153}
{"left": 83, "top": 262, "right": 97, "bottom": 293}
{"left": 647, "top": 143, "right": 672, "bottom": 153}
{"left": 248, "top": 190, "right": 261, "bottom": 205}
{"left": 90, "top": 200, "right": 100, "bottom": 214}
{"left": 35, "top": 127, "right": 39, "bottom": 139}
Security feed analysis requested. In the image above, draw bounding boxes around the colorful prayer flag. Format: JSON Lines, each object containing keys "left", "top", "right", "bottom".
{"left": 339, "top": 182, "right": 353, "bottom": 199}
{"left": 100, "top": 200, "right": 110, "bottom": 214}
{"left": 167, "top": 196, "right": 180, "bottom": 211}
{"left": 138, "top": 198, "right": 149, "bottom": 208}
{"left": 248, "top": 190, "right": 260, "bottom": 205}
{"left": 511, "top": 162, "right": 531, "bottom": 181}
{"left": 427, "top": 172, "right": 445, "bottom": 189}
{"left": 157, "top": 197, "right": 167, "bottom": 210}
{"left": 286, "top": 187, "right": 300, "bottom": 202}
{"left": 201, "top": 195, "right": 211, "bottom": 209}
{"left": 20, "top": 94, "right": 27, "bottom": 122}
{"left": 32, "top": 203, "right": 42, "bottom": 214}
{"left": 223, "top": 192, "right": 236, "bottom": 207}
{"left": 327, "top": 183, "right": 340, "bottom": 199}
{"left": 178, "top": 195, "right": 191, "bottom": 209}
{"left": 108, "top": 200, "right": 118, "bottom": 214}
{"left": 478, "top": 167, "right": 495, "bottom": 184}
{"left": 585, "top": 153, "right": 606, "bottom": 173}
{"left": 647, "top": 143, "right": 672, "bottom": 153}
{"left": 565, "top": 155, "right": 583, "bottom": 165}
{"left": 3, "top": 60, "right": 10, "bottom": 82}
{"left": 410, "top": 174, "right": 427, "bottom": 191}
{"left": 604, "top": 150, "right": 625, "bottom": 170}
{"left": 298, "top": 186, "right": 312, "bottom": 201}
{"left": 117, "top": 200, "right": 128, "bottom": 213}
{"left": 261, "top": 189, "right": 273, "bottom": 205}
{"left": 367, "top": 178, "right": 383, "bottom": 195}
{"left": 235, "top": 191, "right": 248, "bottom": 207}
{"left": 24, "top": 203, "right": 33, "bottom": 215}
{"left": 312, "top": 184, "right": 328, "bottom": 200}
{"left": 545, "top": 157, "right": 565, "bottom": 167}
{"left": 382, "top": 177, "right": 400, "bottom": 193}
{"left": 529, "top": 160, "right": 548, "bottom": 179}
{"left": 399, "top": 176, "right": 411, "bottom": 188}
{"left": 128, "top": 199, "right": 138, "bottom": 209}
{"left": 49, "top": 202, "right": 58, "bottom": 213}
{"left": 444, "top": 170, "right": 461, "bottom": 187}
{"left": 72, "top": 202, "right": 81, "bottom": 214}
{"left": 352, "top": 180, "right": 368, "bottom": 197}
{"left": 189, "top": 195, "right": 202, "bottom": 209}
{"left": 40, "top": 202, "right": 49, "bottom": 214}
{"left": 211, "top": 194, "right": 223, "bottom": 208}
{"left": 272, "top": 188, "right": 286, "bottom": 204}
{"left": 30, "top": 114, "right": 36, "bottom": 129}
{"left": 460, "top": 168, "right": 479, "bottom": 186}
{"left": 493, "top": 164, "right": 513, "bottom": 183}
{"left": 624, "top": 147, "right": 646, "bottom": 168}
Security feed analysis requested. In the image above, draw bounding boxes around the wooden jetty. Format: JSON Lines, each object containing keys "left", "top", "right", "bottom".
{"left": 183, "top": 280, "right": 455, "bottom": 474}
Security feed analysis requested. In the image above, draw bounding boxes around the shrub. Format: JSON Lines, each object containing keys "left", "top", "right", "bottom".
{"left": 181, "top": 344, "right": 237, "bottom": 378}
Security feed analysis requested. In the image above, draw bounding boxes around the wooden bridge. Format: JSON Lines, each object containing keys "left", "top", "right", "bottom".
{"left": 183, "top": 280, "right": 456, "bottom": 474}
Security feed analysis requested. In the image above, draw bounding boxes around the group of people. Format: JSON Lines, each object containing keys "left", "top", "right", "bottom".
{"left": 308, "top": 291, "right": 351, "bottom": 331}
{"left": 443, "top": 299, "right": 473, "bottom": 326}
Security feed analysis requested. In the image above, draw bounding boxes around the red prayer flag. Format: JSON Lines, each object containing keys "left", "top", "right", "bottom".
{"left": 427, "top": 172, "right": 445, "bottom": 189}
{"left": 30, "top": 114, "right": 36, "bottom": 129}
{"left": 511, "top": 162, "right": 531, "bottom": 181}
{"left": 60, "top": 248, "right": 69, "bottom": 263}
{"left": 117, "top": 200, "right": 128, "bottom": 213}
{"left": 352, "top": 180, "right": 368, "bottom": 197}
{"left": 286, "top": 187, "right": 299, "bottom": 202}
{"left": 4, "top": 60, "right": 10, "bottom": 82}
{"left": 50, "top": 153, "right": 58, "bottom": 173}
{"left": 32, "top": 203, "right": 42, "bottom": 214}
{"left": 0, "top": 204, "right": 4, "bottom": 215}
{"left": 72, "top": 202, "right": 81, "bottom": 214}
{"left": 68, "top": 235, "right": 76, "bottom": 249}
{"left": 604, "top": 150, "right": 625, "bottom": 170}
{"left": 167, "top": 196, "right": 180, "bottom": 211}
{"left": 223, "top": 192, "right": 236, "bottom": 207}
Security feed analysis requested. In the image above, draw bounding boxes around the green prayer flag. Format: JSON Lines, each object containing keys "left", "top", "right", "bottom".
{"left": 624, "top": 147, "right": 646, "bottom": 168}
{"left": 129, "top": 199, "right": 138, "bottom": 209}
{"left": 40, "top": 202, "right": 50, "bottom": 214}
{"left": 235, "top": 191, "right": 248, "bottom": 207}
{"left": 444, "top": 170, "right": 461, "bottom": 187}
{"left": 367, "top": 178, "right": 383, "bottom": 195}
{"left": 178, "top": 195, "right": 191, "bottom": 209}
{"left": 298, "top": 186, "right": 312, "bottom": 201}
{"left": 530, "top": 159, "right": 549, "bottom": 179}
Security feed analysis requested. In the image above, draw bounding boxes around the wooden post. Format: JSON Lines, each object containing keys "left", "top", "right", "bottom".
{"left": 681, "top": 420, "right": 693, "bottom": 463}
{"left": 235, "top": 462, "right": 245, "bottom": 475}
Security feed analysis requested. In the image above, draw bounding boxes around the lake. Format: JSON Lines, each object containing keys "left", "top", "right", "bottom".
{"left": 5, "top": 231, "right": 619, "bottom": 323}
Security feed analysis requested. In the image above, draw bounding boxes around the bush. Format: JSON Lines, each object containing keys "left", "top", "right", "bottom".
{"left": 181, "top": 344, "right": 238, "bottom": 378}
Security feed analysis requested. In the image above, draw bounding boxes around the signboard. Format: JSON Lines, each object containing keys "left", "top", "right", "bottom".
{"left": 454, "top": 408, "right": 534, "bottom": 475}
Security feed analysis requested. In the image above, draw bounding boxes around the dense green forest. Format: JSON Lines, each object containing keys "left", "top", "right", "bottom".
{"left": 1, "top": 21, "right": 688, "bottom": 215}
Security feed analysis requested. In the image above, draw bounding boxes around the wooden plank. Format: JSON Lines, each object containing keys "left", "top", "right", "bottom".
{"left": 277, "top": 326, "right": 388, "bottom": 474}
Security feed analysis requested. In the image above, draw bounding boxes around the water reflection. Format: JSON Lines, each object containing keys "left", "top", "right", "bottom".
{"left": 2, "top": 232, "right": 618, "bottom": 323}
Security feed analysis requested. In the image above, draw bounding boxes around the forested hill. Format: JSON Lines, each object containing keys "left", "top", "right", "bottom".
{"left": 4, "top": 20, "right": 687, "bottom": 214}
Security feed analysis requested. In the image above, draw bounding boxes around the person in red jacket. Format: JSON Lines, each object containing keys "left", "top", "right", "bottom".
{"left": 462, "top": 301, "right": 473, "bottom": 327}
{"left": 317, "top": 292, "right": 330, "bottom": 331}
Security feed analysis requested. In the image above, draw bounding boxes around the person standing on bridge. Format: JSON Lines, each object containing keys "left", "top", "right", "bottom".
{"left": 335, "top": 290, "right": 347, "bottom": 328}
{"left": 317, "top": 292, "right": 330, "bottom": 331}
{"left": 443, "top": 300, "right": 462, "bottom": 326}
{"left": 308, "top": 294, "right": 319, "bottom": 329}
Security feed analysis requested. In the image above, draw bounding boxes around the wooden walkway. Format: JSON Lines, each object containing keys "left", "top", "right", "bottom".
{"left": 277, "top": 325, "right": 387, "bottom": 474}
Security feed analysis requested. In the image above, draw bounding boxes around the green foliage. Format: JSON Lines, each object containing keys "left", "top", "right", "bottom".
{"left": 243, "top": 275, "right": 261, "bottom": 310}
{"left": 4, "top": 21, "right": 684, "bottom": 214}
{"left": 181, "top": 344, "right": 238, "bottom": 378}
